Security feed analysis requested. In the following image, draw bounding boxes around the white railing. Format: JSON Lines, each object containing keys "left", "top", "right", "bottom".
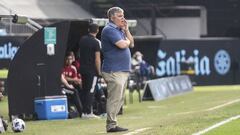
{"left": 0, "top": 3, "right": 36, "bottom": 36}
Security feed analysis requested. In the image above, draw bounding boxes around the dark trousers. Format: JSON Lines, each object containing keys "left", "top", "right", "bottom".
{"left": 80, "top": 72, "right": 98, "bottom": 114}
{"left": 93, "top": 83, "right": 107, "bottom": 115}
{"left": 64, "top": 88, "right": 83, "bottom": 117}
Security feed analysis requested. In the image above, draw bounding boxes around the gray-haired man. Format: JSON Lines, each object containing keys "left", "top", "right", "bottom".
{"left": 101, "top": 7, "right": 134, "bottom": 133}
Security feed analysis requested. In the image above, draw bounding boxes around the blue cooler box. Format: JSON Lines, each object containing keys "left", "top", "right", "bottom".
{"left": 34, "top": 95, "right": 68, "bottom": 120}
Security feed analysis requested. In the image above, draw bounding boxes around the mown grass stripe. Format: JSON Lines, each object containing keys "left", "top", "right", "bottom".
{"left": 192, "top": 115, "right": 240, "bottom": 135}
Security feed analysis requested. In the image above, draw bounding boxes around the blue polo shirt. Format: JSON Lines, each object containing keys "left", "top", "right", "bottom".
{"left": 101, "top": 22, "right": 131, "bottom": 72}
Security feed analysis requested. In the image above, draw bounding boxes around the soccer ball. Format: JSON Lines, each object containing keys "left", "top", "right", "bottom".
{"left": 12, "top": 118, "right": 25, "bottom": 132}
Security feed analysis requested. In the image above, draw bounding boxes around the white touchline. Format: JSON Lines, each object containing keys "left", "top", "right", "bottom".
{"left": 122, "top": 127, "right": 152, "bottom": 135}
{"left": 205, "top": 99, "right": 240, "bottom": 111}
{"left": 175, "top": 98, "right": 240, "bottom": 116}
{"left": 192, "top": 115, "right": 240, "bottom": 135}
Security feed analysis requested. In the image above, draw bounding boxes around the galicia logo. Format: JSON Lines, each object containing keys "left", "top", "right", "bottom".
{"left": 156, "top": 49, "right": 210, "bottom": 77}
{"left": 0, "top": 42, "right": 19, "bottom": 59}
{"left": 214, "top": 50, "right": 231, "bottom": 75}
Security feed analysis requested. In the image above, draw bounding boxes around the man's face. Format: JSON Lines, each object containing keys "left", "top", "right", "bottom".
{"left": 111, "top": 11, "right": 125, "bottom": 28}
{"left": 65, "top": 56, "right": 73, "bottom": 66}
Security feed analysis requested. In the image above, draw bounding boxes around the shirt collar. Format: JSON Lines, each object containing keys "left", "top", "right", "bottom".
{"left": 108, "top": 22, "right": 122, "bottom": 31}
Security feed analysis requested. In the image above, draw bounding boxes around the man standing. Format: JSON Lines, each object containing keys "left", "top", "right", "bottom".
{"left": 79, "top": 23, "right": 101, "bottom": 118}
{"left": 101, "top": 7, "right": 134, "bottom": 132}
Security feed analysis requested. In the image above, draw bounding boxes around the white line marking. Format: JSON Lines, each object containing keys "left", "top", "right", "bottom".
{"left": 192, "top": 115, "right": 240, "bottom": 135}
{"left": 175, "top": 98, "right": 240, "bottom": 115}
{"left": 205, "top": 99, "right": 240, "bottom": 111}
{"left": 122, "top": 127, "right": 152, "bottom": 135}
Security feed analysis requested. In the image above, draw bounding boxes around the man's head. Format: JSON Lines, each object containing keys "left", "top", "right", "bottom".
{"left": 107, "top": 7, "right": 125, "bottom": 28}
{"left": 89, "top": 23, "right": 99, "bottom": 34}
{"left": 65, "top": 52, "right": 74, "bottom": 66}
{"left": 69, "top": 51, "right": 76, "bottom": 61}
{"left": 133, "top": 51, "right": 143, "bottom": 61}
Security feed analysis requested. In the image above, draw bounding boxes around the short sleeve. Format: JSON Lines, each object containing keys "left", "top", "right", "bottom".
{"left": 106, "top": 28, "right": 123, "bottom": 45}
{"left": 94, "top": 39, "right": 101, "bottom": 52}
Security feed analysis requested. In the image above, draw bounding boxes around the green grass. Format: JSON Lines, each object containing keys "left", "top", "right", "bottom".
{"left": 1, "top": 86, "right": 240, "bottom": 135}
{"left": 205, "top": 119, "right": 240, "bottom": 135}
{"left": 0, "top": 96, "right": 8, "bottom": 118}
{"left": 0, "top": 69, "right": 8, "bottom": 78}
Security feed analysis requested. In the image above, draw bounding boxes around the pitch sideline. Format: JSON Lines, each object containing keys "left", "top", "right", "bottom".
{"left": 175, "top": 98, "right": 240, "bottom": 115}
{"left": 122, "top": 127, "right": 152, "bottom": 135}
{"left": 192, "top": 115, "right": 240, "bottom": 135}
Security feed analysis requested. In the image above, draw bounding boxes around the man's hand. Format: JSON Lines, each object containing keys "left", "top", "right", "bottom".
{"left": 121, "top": 19, "right": 129, "bottom": 32}
{"left": 66, "top": 84, "right": 74, "bottom": 89}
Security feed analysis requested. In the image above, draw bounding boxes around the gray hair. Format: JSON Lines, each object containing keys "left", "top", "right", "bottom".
{"left": 107, "top": 7, "right": 124, "bottom": 20}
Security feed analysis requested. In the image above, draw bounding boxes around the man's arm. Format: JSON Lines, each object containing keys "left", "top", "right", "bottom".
{"left": 64, "top": 66, "right": 81, "bottom": 85}
{"left": 95, "top": 51, "right": 101, "bottom": 76}
{"left": 115, "top": 20, "right": 134, "bottom": 49}
{"left": 124, "top": 29, "right": 134, "bottom": 48}
{"left": 115, "top": 38, "right": 131, "bottom": 49}
{"left": 64, "top": 66, "right": 78, "bottom": 82}
{"left": 61, "top": 74, "right": 74, "bottom": 89}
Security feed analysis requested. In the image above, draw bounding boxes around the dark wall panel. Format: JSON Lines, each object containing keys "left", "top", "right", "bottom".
{"left": 0, "top": 36, "right": 27, "bottom": 69}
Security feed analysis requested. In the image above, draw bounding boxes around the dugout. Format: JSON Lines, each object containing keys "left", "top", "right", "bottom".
{"left": 6, "top": 18, "right": 137, "bottom": 119}
{"left": 7, "top": 20, "right": 89, "bottom": 119}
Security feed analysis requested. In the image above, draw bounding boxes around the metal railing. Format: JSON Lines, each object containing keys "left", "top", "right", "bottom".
{"left": 0, "top": 3, "right": 38, "bottom": 36}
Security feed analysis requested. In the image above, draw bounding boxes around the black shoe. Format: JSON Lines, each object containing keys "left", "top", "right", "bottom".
{"left": 107, "top": 126, "right": 128, "bottom": 133}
